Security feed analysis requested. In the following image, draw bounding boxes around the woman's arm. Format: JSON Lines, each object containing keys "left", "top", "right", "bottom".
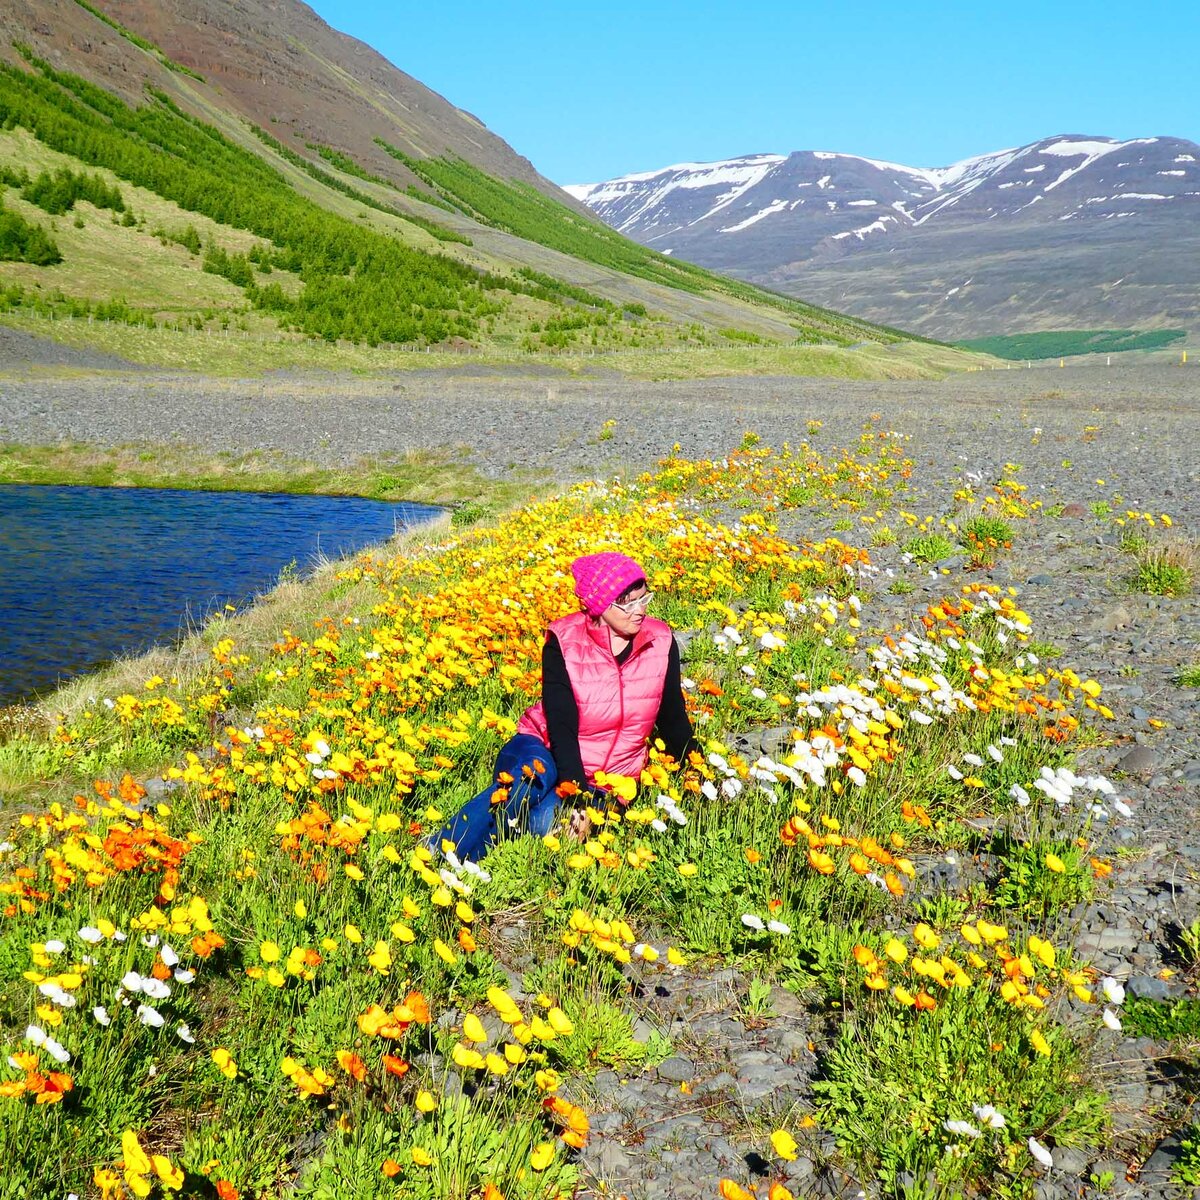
{"left": 541, "top": 634, "right": 590, "bottom": 789}
{"left": 654, "top": 639, "right": 697, "bottom": 763}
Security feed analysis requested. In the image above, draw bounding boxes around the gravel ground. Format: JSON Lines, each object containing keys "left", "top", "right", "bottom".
{"left": 3, "top": 360, "right": 1199, "bottom": 1197}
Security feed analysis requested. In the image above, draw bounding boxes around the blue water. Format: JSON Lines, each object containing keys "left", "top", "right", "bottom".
{"left": 0, "top": 484, "right": 441, "bottom": 705}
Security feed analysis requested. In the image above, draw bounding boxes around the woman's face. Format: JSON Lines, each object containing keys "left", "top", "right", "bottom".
{"left": 600, "top": 582, "right": 650, "bottom": 641}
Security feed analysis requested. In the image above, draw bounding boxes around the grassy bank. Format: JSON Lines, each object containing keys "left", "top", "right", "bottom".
{"left": 0, "top": 311, "right": 988, "bottom": 380}
{"left": 0, "top": 441, "right": 537, "bottom": 508}
{"left": 0, "top": 427, "right": 1142, "bottom": 1199}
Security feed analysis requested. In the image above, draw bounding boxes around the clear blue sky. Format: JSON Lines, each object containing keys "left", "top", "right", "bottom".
{"left": 307, "top": 0, "right": 1197, "bottom": 184}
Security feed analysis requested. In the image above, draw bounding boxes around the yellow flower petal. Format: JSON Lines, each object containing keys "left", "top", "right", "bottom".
{"left": 770, "top": 1129, "right": 799, "bottom": 1161}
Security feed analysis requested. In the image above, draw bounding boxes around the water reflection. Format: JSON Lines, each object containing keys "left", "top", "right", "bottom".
{"left": 0, "top": 484, "right": 441, "bottom": 704}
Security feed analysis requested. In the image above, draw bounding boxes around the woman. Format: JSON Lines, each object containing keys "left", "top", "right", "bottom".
{"left": 436, "top": 551, "right": 695, "bottom": 862}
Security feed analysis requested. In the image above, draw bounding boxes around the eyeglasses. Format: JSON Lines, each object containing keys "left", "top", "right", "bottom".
{"left": 611, "top": 592, "right": 654, "bottom": 613}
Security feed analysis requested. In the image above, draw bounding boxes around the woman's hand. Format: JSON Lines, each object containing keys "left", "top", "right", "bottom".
{"left": 566, "top": 807, "right": 592, "bottom": 842}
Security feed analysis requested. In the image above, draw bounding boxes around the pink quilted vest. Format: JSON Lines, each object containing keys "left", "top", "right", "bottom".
{"left": 518, "top": 611, "right": 673, "bottom": 784}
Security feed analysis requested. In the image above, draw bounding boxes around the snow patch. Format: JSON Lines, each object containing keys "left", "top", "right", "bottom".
{"left": 817, "top": 175, "right": 832, "bottom": 189}
{"left": 1177, "top": 154, "right": 1196, "bottom": 163}
{"left": 1023, "top": 164, "right": 1045, "bottom": 172}
{"left": 563, "top": 154, "right": 787, "bottom": 233}
{"left": 831, "top": 216, "right": 894, "bottom": 241}
{"left": 848, "top": 199, "right": 877, "bottom": 206}
{"left": 720, "top": 199, "right": 789, "bottom": 233}
{"left": 1158, "top": 170, "right": 1186, "bottom": 176}
{"left": 1118, "top": 192, "right": 1168, "bottom": 199}
{"left": 1041, "top": 137, "right": 1154, "bottom": 157}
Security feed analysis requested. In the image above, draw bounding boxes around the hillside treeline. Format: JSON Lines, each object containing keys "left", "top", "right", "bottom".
{"left": 0, "top": 196, "right": 62, "bottom": 264}
{"left": 0, "top": 51, "right": 513, "bottom": 344}
{"left": 22, "top": 165, "right": 126, "bottom": 215}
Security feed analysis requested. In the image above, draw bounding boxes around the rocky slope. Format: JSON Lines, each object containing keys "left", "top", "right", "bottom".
{"left": 1, "top": 0, "right": 554, "bottom": 196}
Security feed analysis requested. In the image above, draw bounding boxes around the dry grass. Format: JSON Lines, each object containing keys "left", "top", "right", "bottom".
{"left": 0, "top": 127, "right": 266, "bottom": 311}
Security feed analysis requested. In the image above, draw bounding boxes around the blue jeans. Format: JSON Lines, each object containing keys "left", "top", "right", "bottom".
{"left": 435, "top": 734, "right": 560, "bottom": 862}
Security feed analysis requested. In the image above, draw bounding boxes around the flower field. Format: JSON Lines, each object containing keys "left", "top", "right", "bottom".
{"left": 0, "top": 429, "right": 1139, "bottom": 1199}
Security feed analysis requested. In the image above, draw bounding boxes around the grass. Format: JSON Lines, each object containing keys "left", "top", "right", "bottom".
{"left": 0, "top": 441, "right": 532, "bottom": 507}
{"left": 1130, "top": 539, "right": 1195, "bottom": 597}
{"left": 0, "top": 127, "right": 267, "bottom": 315}
{"left": 0, "top": 308, "right": 983, "bottom": 380}
{"left": 957, "top": 329, "right": 1188, "bottom": 360}
{"left": 901, "top": 532, "right": 956, "bottom": 563}
{"left": 1121, "top": 997, "right": 1200, "bottom": 1044}
{"left": 1178, "top": 665, "right": 1200, "bottom": 688}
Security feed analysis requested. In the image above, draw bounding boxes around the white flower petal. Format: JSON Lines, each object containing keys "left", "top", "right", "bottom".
{"left": 42, "top": 1037, "right": 70, "bottom": 1064}
{"left": 136, "top": 1004, "right": 165, "bottom": 1029}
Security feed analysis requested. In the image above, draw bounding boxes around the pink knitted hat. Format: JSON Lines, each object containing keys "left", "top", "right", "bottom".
{"left": 570, "top": 552, "right": 646, "bottom": 617}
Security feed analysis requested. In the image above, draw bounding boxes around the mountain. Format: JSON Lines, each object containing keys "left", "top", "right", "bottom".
{"left": 0, "top": 0, "right": 972, "bottom": 374}
{"left": 4, "top": 0, "right": 550, "bottom": 189}
{"left": 566, "top": 136, "right": 1200, "bottom": 339}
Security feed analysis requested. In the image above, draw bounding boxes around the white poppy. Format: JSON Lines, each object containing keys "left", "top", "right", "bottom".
{"left": 972, "top": 1103, "right": 1005, "bottom": 1129}
{"left": 1028, "top": 1138, "right": 1053, "bottom": 1168}
{"left": 944, "top": 1119, "right": 982, "bottom": 1139}
{"left": 136, "top": 1005, "right": 165, "bottom": 1029}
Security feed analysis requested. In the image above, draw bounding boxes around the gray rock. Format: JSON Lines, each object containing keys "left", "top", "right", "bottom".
{"left": 1120, "top": 745, "right": 1159, "bottom": 774}
{"left": 589, "top": 1111, "right": 625, "bottom": 1137}
{"left": 1034, "top": 1182, "right": 1074, "bottom": 1200}
{"left": 1126, "top": 974, "right": 1171, "bottom": 1002}
{"left": 1092, "top": 605, "right": 1134, "bottom": 633}
{"left": 656, "top": 1056, "right": 696, "bottom": 1083}
{"left": 587, "top": 1137, "right": 635, "bottom": 1181}
{"left": 1051, "top": 1144, "right": 1091, "bottom": 1175}
{"left": 1140, "top": 1136, "right": 1182, "bottom": 1181}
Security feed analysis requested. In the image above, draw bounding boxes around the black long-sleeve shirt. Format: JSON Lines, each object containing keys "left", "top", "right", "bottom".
{"left": 541, "top": 632, "right": 695, "bottom": 791}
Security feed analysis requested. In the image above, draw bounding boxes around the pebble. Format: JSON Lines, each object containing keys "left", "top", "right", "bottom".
{"left": 656, "top": 1056, "right": 695, "bottom": 1083}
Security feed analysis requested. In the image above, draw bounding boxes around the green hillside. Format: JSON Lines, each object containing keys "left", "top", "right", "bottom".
{"left": 0, "top": 45, "right": 973, "bottom": 374}
{"left": 958, "top": 328, "right": 1187, "bottom": 360}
